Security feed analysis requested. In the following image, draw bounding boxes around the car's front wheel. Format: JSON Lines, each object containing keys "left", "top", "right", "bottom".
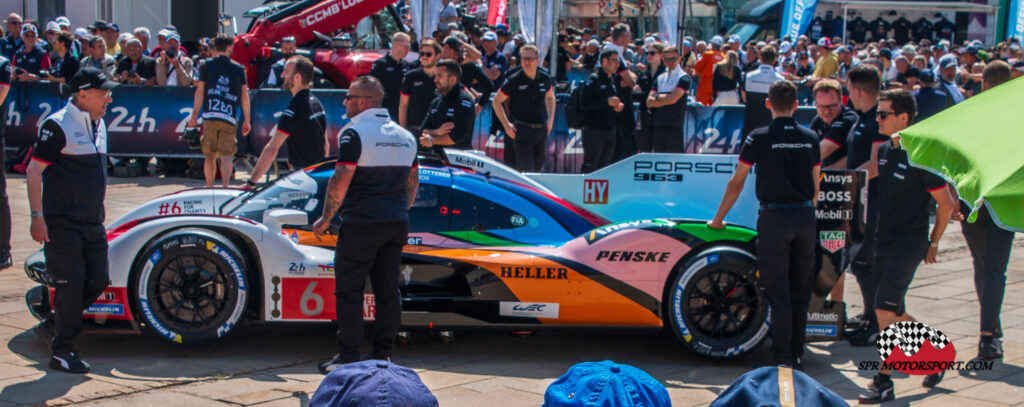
{"left": 665, "top": 246, "right": 769, "bottom": 358}
{"left": 132, "top": 229, "right": 249, "bottom": 344}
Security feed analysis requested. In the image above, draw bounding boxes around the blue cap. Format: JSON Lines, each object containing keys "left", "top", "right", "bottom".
{"left": 542, "top": 361, "right": 671, "bottom": 407}
{"left": 710, "top": 367, "right": 847, "bottom": 407}
{"left": 310, "top": 360, "right": 438, "bottom": 407}
{"left": 496, "top": 23, "right": 508, "bottom": 31}
{"left": 918, "top": 69, "right": 935, "bottom": 82}
{"left": 682, "top": 40, "right": 692, "bottom": 48}
{"left": 879, "top": 48, "right": 892, "bottom": 59}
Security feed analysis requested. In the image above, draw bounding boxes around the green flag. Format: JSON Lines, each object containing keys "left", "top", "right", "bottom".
{"left": 900, "top": 77, "right": 1024, "bottom": 232}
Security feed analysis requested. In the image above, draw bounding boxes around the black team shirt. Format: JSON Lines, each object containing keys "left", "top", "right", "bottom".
{"left": 369, "top": 53, "right": 408, "bottom": 119}
{"left": 874, "top": 140, "right": 946, "bottom": 243}
{"left": 399, "top": 68, "right": 436, "bottom": 129}
{"left": 420, "top": 87, "right": 476, "bottom": 150}
{"left": 811, "top": 105, "right": 858, "bottom": 167}
{"left": 277, "top": 88, "right": 327, "bottom": 168}
{"left": 498, "top": 68, "right": 553, "bottom": 124}
{"left": 738, "top": 117, "right": 821, "bottom": 204}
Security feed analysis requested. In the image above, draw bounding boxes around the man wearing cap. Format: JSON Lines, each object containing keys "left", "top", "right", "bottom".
{"left": 248, "top": 56, "right": 327, "bottom": 187}
{"left": 114, "top": 38, "right": 156, "bottom": 86}
{"left": 187, "top": 33, "right": 250, "bottom": 187}
{"left": 1, "top": 14, "right": 25, "bottom": 59}
{"left": 741, "top": 45, "right": 784, "bottom": 138}
{"left": 694, "top": 35, "right": 725, "bottom": 105}
{"left": 912, "top": 70, "right": 946, "bottom": 121}
{"left": 492, "top": 44, "right": 556, "bottom": 171}
{"left": 858, "top": 89, "right": 955, "bottom": 403}
{"left": 480, "top": 31, "right": 507, "bottom": 85}
{"left": 709, "top": 80, "right": 820, "bottom": 370}
{"left": 878, "top": 48, "right": 897, "bottom": 82}
{"left": 155, "top": 32, "right": 193, "bottom": 86}
{"left": 835, "top": 46, "right": 853, "bottom": 80}
{"left": 312, "top": 76, "right": 418, "bottom": 372}
{"left": 936, "top": 54, "right": 964, "bottom": 106}
{"left": 42, "top": 31, "right": 79, "bottom": 84}
{"left": 507, "top": 34, "right": 525, "bottom": 65}
{"left": 43, "top": 21, "right": 62, "bottom": 60}
{"left": 264, "top": 36, "right": 299, "bottom": 88}
{"left": 11, "top": 23, "right": 51, "bottom": 81}
{"left": 370, "top": 32, "right": 411, "bottom": 119}
{"left": 101, "top": 23, "right": 119, "bottom": 57}
{"left": 812, "top": 37, "right": 838, "bottom": 80}
{"left": 26, "top": 67, "right": 118, "bottom": 373}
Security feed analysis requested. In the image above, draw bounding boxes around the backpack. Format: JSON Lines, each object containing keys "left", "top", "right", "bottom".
{"left": 564, "top": 83, "right": 586, "bottom": 129}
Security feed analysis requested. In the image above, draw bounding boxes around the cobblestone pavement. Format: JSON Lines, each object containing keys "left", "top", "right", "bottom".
{"left": 0, "top": 172, "right": 1022, "bottom": 406}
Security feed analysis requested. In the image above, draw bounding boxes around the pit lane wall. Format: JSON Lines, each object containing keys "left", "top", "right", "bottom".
{"left": 2, "top": 82, "right": 817, "bottom": 171}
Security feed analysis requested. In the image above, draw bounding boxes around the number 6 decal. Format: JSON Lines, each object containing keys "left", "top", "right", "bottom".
{"left": 300, "top": 281, "right": 324, "bottom": 316}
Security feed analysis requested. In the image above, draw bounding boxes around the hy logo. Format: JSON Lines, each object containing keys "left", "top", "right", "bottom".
{"left": 819, "top": 230, "right": 846, "bottom": 253}
{"left": 877, "top": 321, "right": 956, "bottom": 375}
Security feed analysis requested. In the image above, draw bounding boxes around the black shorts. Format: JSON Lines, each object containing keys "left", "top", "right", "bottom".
{"left": 872, "top": 236, "right": 928, "bottom": 315}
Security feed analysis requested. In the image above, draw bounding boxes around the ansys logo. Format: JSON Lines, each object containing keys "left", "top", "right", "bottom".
{"left": 876, "top": 322, "right": 956, "bottom": 375}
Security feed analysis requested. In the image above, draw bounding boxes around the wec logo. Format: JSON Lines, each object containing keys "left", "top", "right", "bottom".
{"left": 513, "top": 304, "right": 546, "bottom": 312}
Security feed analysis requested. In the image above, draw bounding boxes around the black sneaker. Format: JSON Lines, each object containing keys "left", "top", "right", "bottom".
{"left": 858, "top": 375, "right": 895, "bottom": 404}
{"left": 0, "top": 254, "right": 12, "bottom": 271}
{"left": 848, "top": 327, "right": 879, "bottom": 347}
{"left": 317, "top": 354, "right": 352, "bottom": 374}
{"left": 922, "top": 370, "right": 945, "bottom": 388}
{"left": 49, "top": 351, "right": 90, "bottom": 373}
{"left": 978, "top": 337, "right": 1004, "bottom": 360}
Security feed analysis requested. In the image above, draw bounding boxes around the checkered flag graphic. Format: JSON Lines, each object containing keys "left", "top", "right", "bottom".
{"left": 876, "top": 321, "right": 951, "bottom": 360}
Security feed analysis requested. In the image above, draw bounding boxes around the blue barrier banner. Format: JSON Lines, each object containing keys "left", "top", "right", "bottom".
{"left": 4, "top": 82, "right": 819, "bottom": 173}
{"left": 781, "top": 0, "right": 819, "bottom": 40}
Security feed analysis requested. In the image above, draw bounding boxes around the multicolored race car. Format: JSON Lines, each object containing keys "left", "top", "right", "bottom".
{"left": 25, "top": 155, "right": 771, "bottom": 358}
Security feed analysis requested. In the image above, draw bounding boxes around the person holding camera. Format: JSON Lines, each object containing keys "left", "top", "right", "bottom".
{"left": 187, "top": 33, "right": 250, "bottom": 187}
{"left": 114, "top": 38, "right": 156, "bottom": 86}
{"left": 41, "top": 31, "right": 78, "bottom": 84}
{"left": 155, "top": 33, "right": 192, "bottom": 86}
{"left": 12, "top": 23, "right": 50, "bottom": 81}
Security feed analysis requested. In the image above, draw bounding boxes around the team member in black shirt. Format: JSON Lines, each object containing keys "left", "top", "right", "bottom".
{"left": 441, "top": 36, "right": 492, "bottom": 114}
{"left": 709, "top": 80, "right": 820, "bottom": 370}
{"left": 247, "top": 56, "right": 327, "bottom": 187}
{"left": 858, "top": 89, "right": 955, "bottom": 404}
{"left": 27, "top": 68, "right": 119, "bottom": 373}
{"left": 369, "top": 32, "right": 410, "bottom": 119}
{"left": 579, "top": 50, "right": 624, "bottom": 173}
{"left": 187, "top": 34, "right": 251, "bottom": 187}
{"left": 399, "top": 38, "right": 441, "bottom": 136}
{"left": 842, "top": 65, "right": 891, "bottom": 347}
{"left": 312, "top": 76, "right": 418, "bottom": 372}
{"left": 646, "top": 46, "right": 691, "bottom": 153}
{"left": 813, "top": 79, "right": 858, "bottom": 169}
{"left": 419, "top": 59, "right": 477, "bottom": 153}
{"left": 491, "top": 44, "right": 556, "bottom": 172}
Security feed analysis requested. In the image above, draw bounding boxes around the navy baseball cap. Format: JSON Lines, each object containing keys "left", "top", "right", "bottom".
{"left": 879, "top": 48, "right": 892, "bottom": 59}
{"left": 710, "top": 366, "right": 847, "bottom": 407}
{"left": 543, "top": 361, "right": 671, "bottom": 407}
{"left": 919, "top": 69, "right": 936, "bottom": 82}
{"left": 310, "top": 360, "right": 438, "bottom": 407}
{"left": 69, "top": 67, "right": 120, "bottom": 92}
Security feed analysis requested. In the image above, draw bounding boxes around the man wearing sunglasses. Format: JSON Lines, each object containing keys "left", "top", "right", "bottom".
{"left": 858, "top": 89, "right": 955, "bottom": 404}
{"left": 0, "top": 14, "right": 23, "bottom": 59}
{"left": 399, "top": 38, "right": 441, "bottom": 136}
{"left": 12, "top": 23, "right": 50, "bottom": 81}
{"left": 26, "top": 67, "right": 119, "bottom": 374}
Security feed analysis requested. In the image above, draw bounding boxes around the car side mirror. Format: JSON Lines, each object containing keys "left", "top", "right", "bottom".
{"left": 264, "top": 208, "right": 308, "bottom": 235}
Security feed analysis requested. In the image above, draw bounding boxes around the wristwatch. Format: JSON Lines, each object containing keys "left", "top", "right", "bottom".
{"left": 30, "top": 211, "right": 43, "bottom": 219}
{"left": 929, "top": 240, "right": 939, "bottom": 248}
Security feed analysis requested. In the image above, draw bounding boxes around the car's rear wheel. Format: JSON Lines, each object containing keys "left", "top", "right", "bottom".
{"left": 132, "top": 230, "right": 248, "bottom": 344}
{"left": 665, "top": 246, "right": 769, "bottom": 358}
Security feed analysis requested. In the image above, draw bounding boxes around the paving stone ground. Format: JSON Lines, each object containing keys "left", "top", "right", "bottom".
{"left": 0, "top": 171, "right": 1022, "bottom": 406}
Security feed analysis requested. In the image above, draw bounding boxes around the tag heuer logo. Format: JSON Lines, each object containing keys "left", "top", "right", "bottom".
{"left": 820, "top": 231, "right": 846, "bottom": 253}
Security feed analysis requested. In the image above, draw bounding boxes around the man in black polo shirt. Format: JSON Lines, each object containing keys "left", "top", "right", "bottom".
{"left": 247, "top": 56, "right": 327, "bottom": 187}
{"left": 842, "top": 65, "right": 891, "bottom": 346}
{"left": 187, "top": 33, "right": 251, "bottom": 187}
{"left": 312, "top": 76, "right": 418, "bottom": 372}
{"left": 370, "top": 32, "right": 410, "bottom": 119}
{"left": 492, "top": 44, "right": 556, "bottom": 172}
{"left": 0, "top": 55, "right": 11, "bottom": 269}
{"left": 579, "top": 50, "right": 624, "bottom": 173}
{"left": 813, "top": 79, "right": 858, "bottom": 169}
{"left": 858, "top": 89, "right": 955, "bottom": 404}
{"left": 645, "top": 46, "right": 691, "bottom": 153}
{"left": 399, "top": 38, "right": 441, "bottom": 136}
{"left": 418, "top": 59, "right": 476, "bottom": 153}
{"left": 709, "top": 80, "right": 820, "bottom": 370}
{"left": 27, "top": 68, "right": 118, "bottom": 373}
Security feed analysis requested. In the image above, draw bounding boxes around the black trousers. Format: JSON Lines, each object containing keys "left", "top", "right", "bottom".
{"left": 636, "top": 113, "right": 654, "bottom": 153}
{"left": 849, "top": 189, "right": 880, "bottom": 327}
{"left": 613, "top": 115, "right": 637, "bottom": 161}
{"left": 502, "top": 133, "right": 516, "bottom": 168}
{"left": 512, "top": 123, "right": 547, "bottom": 172}
{"left": 652, "top": 127, "right": 684, "bottom": 153}
{"left": 756, "top": 207, "right": 816, "bottom": 360}
{"left": 581, "top": 126, "right": 616, "bottom": 174}
{"left": 334, "top": 221, "right": 408, "bottom": 362}
{"left": 962, "top": 206, "right": 1015, "bottom": 333}
{"left": 0, "top": 146, "right": 10, "bottom": 257}
{"left": 45, "top": 216, "right": 109, "bottom": 353}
